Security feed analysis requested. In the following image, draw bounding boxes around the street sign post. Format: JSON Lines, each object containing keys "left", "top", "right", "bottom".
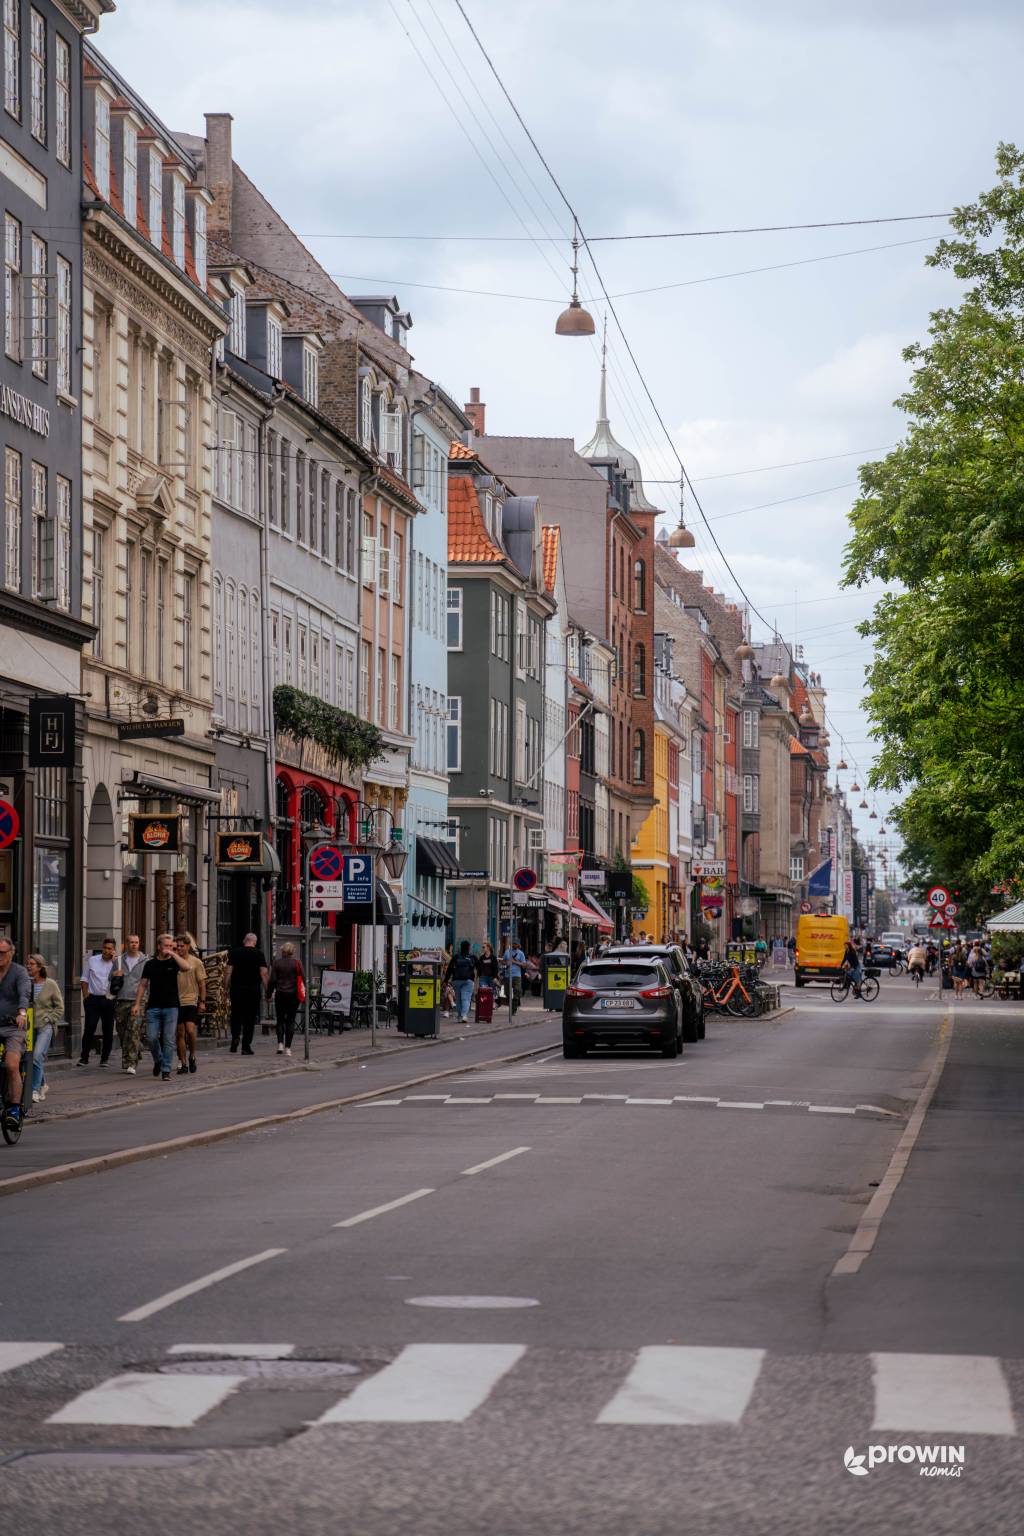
{"left": 512, "top": 866, "right": 538, "bottom": 893}
{"left": 310, "top": 880, "right": 345, "bottom": 913}
{"left": 309, "top": 843, "right": 345, "bottom": 882}
{"left": 342, "top": 854, "right": 373, "bottom": 905}
{"left": 0, "top": 799, "right": 19, "bottom": 852}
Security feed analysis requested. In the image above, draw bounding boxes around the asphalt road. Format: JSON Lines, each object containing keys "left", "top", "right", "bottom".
{"left": 5, "top": 974, "right": 1022, "bottom": 1535}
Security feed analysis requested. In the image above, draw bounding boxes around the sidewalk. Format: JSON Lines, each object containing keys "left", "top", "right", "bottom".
{"left": 35, "top": 996, "right": 550, "bottom": 1125}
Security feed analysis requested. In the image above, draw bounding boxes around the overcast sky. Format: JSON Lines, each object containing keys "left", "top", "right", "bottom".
{"left": 97, "top": 0, "right": 1023, "bottom": 856}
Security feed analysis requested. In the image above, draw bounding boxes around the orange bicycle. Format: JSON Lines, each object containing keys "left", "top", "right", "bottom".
{"left": 702, "top": 963, "right": 758, "bottom": 1017}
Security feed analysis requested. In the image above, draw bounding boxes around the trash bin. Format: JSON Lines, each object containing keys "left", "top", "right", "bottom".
{"left": 397, "top": 959, "right": 440, "bottom": 1037}
{"left": 542, "top": 950, "right": 570, "bottom": 1012}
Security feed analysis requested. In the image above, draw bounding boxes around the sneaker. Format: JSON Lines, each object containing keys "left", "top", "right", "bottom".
{"left": 38, "top": 1083, "right": 48, "bottom": 1100}
{"left": 5, "top": 1106, "right": 20, "bottom": 1125}
{"left": 99, "top": 1061, "right": 109, "bottom": 1069}
{"left": 126, "top": 1067, "right": 136, "bottom": 1076}
{"left": 74, "top": 1059, "right": 87, "bottom": 1068}
{"left": 177, "top": 1064, "right": 189, "bottom": 1076}
{"left": 188, "top": 1056, "right": 197, "bottom": 1074}
{"left": 161, "top": 1072, "right": 170, "bottom": 1081}
{"left": 229, "top": 1042, "right": 239, "bottom": 1053}
{"left": 285, "top": 1047, "right": 292, "bottom": 1058}
{"left": 276, "top": 1044, "right": 284, "bottom": 1055}
{"left": 241, "top": 1048, "right": 254, "bottom": 1056}
{"left": 152, "top": 1062, "right": 161, "bottom": 1077}
{"left": 32, "top": 1090, "right": 41, "bottom": 1104}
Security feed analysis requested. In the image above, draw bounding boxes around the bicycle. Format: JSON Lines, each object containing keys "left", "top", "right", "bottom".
{"left": 0, "top": 1015, "right": 33, "bottom": 1146}
{"left": 830, "top": 972, "right": 879, "bottom": 1003}
{"left": 701, "top": 963, "right": 758, "bottom": 1017}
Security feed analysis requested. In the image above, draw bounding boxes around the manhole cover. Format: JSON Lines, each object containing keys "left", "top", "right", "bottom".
{"left": 160, "top": 1359, "right": 361, "bottom": 1379}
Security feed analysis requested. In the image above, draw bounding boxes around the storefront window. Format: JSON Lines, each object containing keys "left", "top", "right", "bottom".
{"left": 33, "top": 846, "right": 66, "bottom": 983}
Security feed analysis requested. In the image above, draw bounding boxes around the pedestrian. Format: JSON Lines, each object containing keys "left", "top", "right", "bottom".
{"left": 476, "top": 940, "right": 500, "bottom": 993}
{"left": 440, "top": 943, "right": 454, "bottom": 1017}
{"left": 500, "top": 938, "right": 527, "bottom": 1014}
{"left": 0, "top": 938, "right": 30, "bottom": 1126}
{"left": 78, "top": 937, "right": 117, "bottom": 1067}
{"left": 174, "top": 933, "right": 207, "bottom": 1076}
{"left": 968, "top": 944, "right": 987, "bottom": 997}
{"left": 951, "top": 947, "right": 969, "bottom": 997}
{"left": 113, "top": 934, "right": 148, "bottom": 1075}
{"left": 754, "top": 935, "right": 768, "bottom": 968}
{"left": 268, "top": 942, "right": 303, "bottom": 1056}
{"left": 131, "top": 933, "right": 191, "bottom": 1081}
{"left": 224, "top": 932, "right": 269, "bottom": 1054}
{"left": 444, "top": 941, "right": 477, "bottom": 1025}
{"left": 26, "top": 953, "right": 62, "bottom": 1104}
{"left": 787, "top": 935, "right": 796, "bottom": 962}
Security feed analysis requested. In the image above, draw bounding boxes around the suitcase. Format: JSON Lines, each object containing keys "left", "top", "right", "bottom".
{"left": 475, "top": 987, "right": 494, "bottom": 1023}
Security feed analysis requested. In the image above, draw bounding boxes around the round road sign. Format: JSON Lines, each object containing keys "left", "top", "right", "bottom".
{"left": 512, "top": 866, "right": 538, "bottom": 893}
{"left": 944, "top": 902, "right": 959, "bottom": 918}
{"left": 927, "top": 885, "right": 950, "bottom": 909}
{"left": 0, "top": 798, "right": 19, "bottom": 851}
{"left": 309, "top": 843, "right": 344, "bottom": 881}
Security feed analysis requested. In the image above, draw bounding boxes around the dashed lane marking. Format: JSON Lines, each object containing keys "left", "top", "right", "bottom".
{"left": 334, "top": 1189, "right": 435, "bottom": 1228}
{"left": 118, "top": 1250, "right": 287, "bottom": 1324}
{"left": 460, "top": 1147, "right": 530, "bottom": 1177}
{"left": 354, "top": 1094, "right": 900, "bottom": 1119}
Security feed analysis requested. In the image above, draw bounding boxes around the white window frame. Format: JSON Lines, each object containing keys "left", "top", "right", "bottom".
{"left": 147, "top": 142, "right": 163, "bottom": 246}
{"left": 94, "top": 89, "right": 111, "bottom": 202}
{"left": 228, "top": 283, "right": 246, "bottom": 358}
{"left": 29, "top": 232, "right": 46, "bottom": 380}
{"left": 4, "top": 212, "right": 21, "bottom": 360}
{"left": 193, "top": 196, "right": 207, "bottom": 288}
{"left": 171, "top": 174, "right": 186, "bottom": 269}
{"left": 790, "top": 856, "right": 804, "bottom": 883}
{"left": 29, "top": 459, "right": 45, "bottom": 597}
{"left": 266, "top": 316, "right": 282, "bottom": 378}
{"left": 29, "top": 6, "right": 44, "bottom": 144}
{"left": 4, "top": 445, "right": 21, "bottom": 590}
{"left": 122, "top": 118, "right": 137, "bottom": 229}
{"left": 447, "top": 585, "right": 463, "bottom": 650}
{"left": 4, "top": 0, "right": 20, "bottom": 120}
{"left": 55, "top": 474, "right": 71, "bottom": 610}
{"left": 447, "top": 696, "right": 462, "bottom": 773}
{"left": 302, "top": 344, "right": 318, "bottom": 406}
{"left": 55, "top": 33, "right": 70, "bottom": 166}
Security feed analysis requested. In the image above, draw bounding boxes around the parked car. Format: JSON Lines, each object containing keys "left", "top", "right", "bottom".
{"left": 563, "top": 957, "right": 683, "bottom": 1058}
{"left": 600, "top": 943, "right": 705, "bottom": 1041}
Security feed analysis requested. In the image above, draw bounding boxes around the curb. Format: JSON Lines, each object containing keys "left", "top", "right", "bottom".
{"left": 0, "top": 1038, "right": 560, "bottom": 1200}
{"left": 35, "top": 1011, "right": 551, "bottom": 1126}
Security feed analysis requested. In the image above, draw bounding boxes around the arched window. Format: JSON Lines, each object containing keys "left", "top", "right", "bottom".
{"left": 633, "top": 559, "right": 647, "bottom": 613}
{"left": 300, "top": 785, "right": 327, "bottom": 834}
{"left": 632, "top": 642, "right": 646, "bottom": 698}
{"left": 632, "top": 729, "right": 646, "bottom": 785}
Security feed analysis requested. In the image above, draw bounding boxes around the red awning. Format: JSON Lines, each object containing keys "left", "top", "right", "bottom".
{"left": 581, "top": 893, "right": 615, "bottom": 934}
{"left": 549, "top": 886, "right": 610, "bottom": 929}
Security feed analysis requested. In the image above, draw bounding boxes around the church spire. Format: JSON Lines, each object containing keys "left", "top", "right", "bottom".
{"left": 596, "top": 312, "right": 609, "bottom": 427}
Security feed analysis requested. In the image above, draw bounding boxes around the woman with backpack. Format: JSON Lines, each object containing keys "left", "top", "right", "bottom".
{"left": 445, "top": 941, "right": 478, "bottom": 1025}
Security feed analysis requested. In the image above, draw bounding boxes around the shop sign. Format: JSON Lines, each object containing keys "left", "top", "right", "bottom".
{"left": 129, "top": 813, "right": 181, "bottom": 853}
{"left": 699, "top": 875, "right": 725, "bottom": 920}
{"left": 692, "top": 860, "right": 726, "bottom": 879}
{"left": 580, "top": 869, "right": 606, "bottom": 889}
{"left": 117, "top": 718, "right": 186, "bottom": 741}
{"left": 28, "top": 695, "right": 75, "bottom": 770}
{"left": 215, "top": 831, "right": 265, "bottom": 869}
{"left": 0, "top": 383, "right": 49, "bottom": 437}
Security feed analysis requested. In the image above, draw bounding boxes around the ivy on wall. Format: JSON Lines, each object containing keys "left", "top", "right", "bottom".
{"left": 273, "top": 686, "right": 384, "bottom": 774}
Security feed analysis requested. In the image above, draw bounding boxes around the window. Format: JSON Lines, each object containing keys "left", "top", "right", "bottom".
{"left": 147, "top": 142, "right": 162, "bottom": 244}
{"left": 91, "top": 525, "right": 105, "bottom": 658}
{"left": 361, "top": 511, "right": 376, "bottom": 586}
{"left": 392, "top": 530, "right": 402, "bottom": 603}
{"left": 390, "top": 653, "right": 400, "bottom": 729}
{"left": 376, "top": 645, "right": 385, "bottom": 722}
{"left": 320, "top": 470, "right": 329, "bottom": 558}
{"left": 515, "top": 600, "right": 529, "bottom": 677}
{"left": 212, "top": 574, "right": 224, "bottom": 717}
{"left": 447, "top": 696, "right": 462, "bottom": 772}
{"left": 790, "top": 856, "right": 804, "bottom": 883}
{"left": 29, "top": 460, "right": 45, "bottom": 596}
{"left": 302, "top": 345, "right": 318, "bottom": 406}
{"left": 29, "top": 8, "right": 43, "bottom": 143}
{"left": 377, "top": 539, "right": 390, "bottom": 595}
{"left": 138, "top": 547, "right": 149, "bottom": 674}
{"left": 266, "top": 316, "right": 281, "bottom": 378}
{"left": 488, "top": 815, "right": 509, "bottom": 885}
{"left": 29, "top": 233, "right": 45, "bottom": 379}
{"left": 333, "top": 482, "right": 343, "bottom": 569}
{"left": 156, "top": 352, "right": 174, "bottom": 467}
{"left": 94, "top": 90, "right": 110, "bottom": 201}
{"left": 307, "top": 459, "right": 316, "bottom": 549}
{"left": 359, "top": 640, "right": 370, "bottom": 716}
{"left": 193, "top": 196, "right": 206, "bottom": 287}
{"left": 278, "top": 439, "right": 289, "bottom": 532}
{"left": 171, "top": 175, "right": 185, "bottom": 269}
{"left": 266, "top": 431, "right": 278, "bottom": 526}
{"left": 515, "top": 698, "right": 527, "bottom": 783}
{"left": 742, "top": 708, "right": 759, "bottom": 750}
{"left": 4, "top": 0, "right": 20, "bottom": 119}
{"left": 182, "top": 571, "right": 195, "bottom": 693}
{"left": 633, "top": 559, "right": 647, "bottom": 613}
{"left": 228, "top": 283, "right": 246, "bottom": 357}
{"left": 360, "top": 374, "right": 371, "bottom": 448}
{"left": 345, "top": 489, "right": 356, "bottom": 572}
{"left": 155, "top": 556, "right": 167, "bottom": 682}
{"left": 632, "top": 729, "right": 646, "bottom": 785}
{"left": 56, "top": 254, "right": 71, "bottom": 396}
{"left": 294, "top": 452, "right": 305, "bottom": 542}
{"left": 4, "top": 446, "right": 21, "bottom": 590}
{"left": 632, "top": 642, "right": 646, "bottom": 698}
{"left": 490, "top": 590, "right": 509, "bottom": 660}
{"left": 55, "top": 475, "right": 70, "bottom": 609}
{"left": 310, "top": 629, "right": 320, "bottom": 699}
{"left": 743, "top": 775, "right": 759, "bottom": 814}
{"left": 447, "top": 585, "right": 463, "bottom": 649}
{"left": 489, "top": 698, "right": 508, "bottom": 778}
{"left": 55, "top": 33, "right": 70, "bottom": 166}
{"left": 4, "top": 212, "right": 20, "bottom": 359}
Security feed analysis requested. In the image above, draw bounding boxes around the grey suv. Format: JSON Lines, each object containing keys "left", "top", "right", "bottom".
{"left": 564, "top": 957, "right": 683, "bottom": 1058}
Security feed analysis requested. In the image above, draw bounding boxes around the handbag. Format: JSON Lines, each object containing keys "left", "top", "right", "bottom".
{"left": 297, "top": 974, "right": 306, "bottom": 1003}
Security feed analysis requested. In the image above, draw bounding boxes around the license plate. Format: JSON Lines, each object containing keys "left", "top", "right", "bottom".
{"left": 598, "top": 997, "right": 638, "bottom": 1009}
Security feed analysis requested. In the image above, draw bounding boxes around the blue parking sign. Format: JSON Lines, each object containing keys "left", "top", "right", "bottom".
{"left": 342, "top": 854, "right": 373, "bottom": 905}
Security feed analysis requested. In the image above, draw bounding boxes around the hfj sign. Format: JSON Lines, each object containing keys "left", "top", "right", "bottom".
{"left": 1, "top": 384, "right": 50, "bottom": 438}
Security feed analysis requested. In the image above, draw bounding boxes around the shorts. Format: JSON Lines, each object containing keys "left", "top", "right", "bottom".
{"left": 0, "top": 1022, "right": 27, "bottom": 1055}
{"left": 177, "top": 1005, "right": 200, "bottom": 1026}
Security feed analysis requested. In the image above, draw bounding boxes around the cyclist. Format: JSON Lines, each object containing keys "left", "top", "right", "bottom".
{"left": 842, "top": 936, "right": 864, "bottom": 998}
{"left": 754, "top": 936, "right": 768, "bottom": 970}
{"left": 0, "top": 938, "right": 30, "bottom": 1126}
{"left": 907, "top": 940, "right": 927, "bottom": 985}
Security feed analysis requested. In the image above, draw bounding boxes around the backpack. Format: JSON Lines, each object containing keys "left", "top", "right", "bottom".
{"left": 452, "top": 955, "right": 476, "bottom": 982}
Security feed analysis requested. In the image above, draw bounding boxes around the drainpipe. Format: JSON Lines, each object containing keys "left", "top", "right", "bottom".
{"left": 257, "top": 392, "right": 278, "bottom": 959}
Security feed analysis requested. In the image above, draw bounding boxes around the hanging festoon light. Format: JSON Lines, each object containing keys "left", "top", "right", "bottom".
{"left": 799, "top": 705, "right": 814, "bottom": 726}
{"left": 859, "top": 799, "right": 869, "bottom": 809}
{"left": 837, "top": 758, "right": 849, "bottom": 771}
{"left": 869, "top": 809, "right": 878, "bottom": 820}
{"left": 555, "top": 220, "right": 596, "bottom": 336}
{"left": 850, "top": 781, "right": 861, "bottom": 793}
{"left": 668, "top": 471, "right": 696, "bottom": 548}
{"left": 735, "top": 639, "right": 754, "bottom": 663}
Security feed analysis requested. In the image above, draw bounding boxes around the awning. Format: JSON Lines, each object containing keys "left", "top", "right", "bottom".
{"left": 416, "top": 835, "right": 460, "bottom": 880}
{"left": 338, "top": 877, "right": 402, "bottom": 927}
{"left": 548, "top": 886, "right": 606, "bottom": 927}
{"left": 119, "top": 771, "right": 220, "bottom": 807}
{"left": 988, "top": 899, "right": 1024, "bottom": 932}
{"left": 581, "top": 893, "right": 615, "bottom": 935}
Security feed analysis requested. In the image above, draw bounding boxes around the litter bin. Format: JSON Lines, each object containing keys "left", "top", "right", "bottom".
{"left": 397, "top": 959, "right": 440, "bottom": 1037}
{"left": 542, "top": 950, "right": 570, "bottom": 1012}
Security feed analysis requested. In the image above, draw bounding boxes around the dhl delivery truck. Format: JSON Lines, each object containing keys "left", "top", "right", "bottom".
{"left": 794, "top": 914, "right": 849, "bottom": 987}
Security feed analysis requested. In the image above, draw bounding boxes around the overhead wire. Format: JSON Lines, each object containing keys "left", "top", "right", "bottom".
{"left": 293, "top": 211, "right": 951, "bottom": 243}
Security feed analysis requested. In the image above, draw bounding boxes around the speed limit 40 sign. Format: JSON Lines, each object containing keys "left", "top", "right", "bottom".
{"left": 927, "top": 885, "right": 950, "bottom": 910}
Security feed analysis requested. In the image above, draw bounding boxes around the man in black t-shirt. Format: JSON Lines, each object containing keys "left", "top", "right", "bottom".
{"left": 132, "top": 933, "right": 191, "bottom": 1080}
{"left": 224, "top": 932, "right": 269, "bottom": 1054}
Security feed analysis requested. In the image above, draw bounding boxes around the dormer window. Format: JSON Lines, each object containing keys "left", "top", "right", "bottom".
{"left": 147, "top": 141, "right": 164, "bottom": 245}
{"left": 266, "top": 317, "right": 282, "bottom": 378}
{"left": 122, "top": 120, "right": 138, "bottom": 228}
{"left": 192, "top": 195, "right": 207, "bottom": 287}
{"left": 94, "top": 91, "right": 111, "bottom": 201}
{"left": 169, "top": 170, "right": 187, "bottom": 269}
{"left": 360, "top": 375, "right": 372, "bottom": 448}
{"left": 302, "top": 344, "right": 318, "bottom": 407}
{"left": 228, "top": 283, "right": 246, "bottom": 357}
{"left": 383, "top": 309, "right": 393, "bottom": 339}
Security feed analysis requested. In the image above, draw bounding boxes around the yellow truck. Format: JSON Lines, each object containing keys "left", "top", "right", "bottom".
{"left": 794, "top": 914, "right": 849, "bottom": 987}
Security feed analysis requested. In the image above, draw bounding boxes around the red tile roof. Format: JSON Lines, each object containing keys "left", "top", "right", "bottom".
{"left": 789, "top": 737, "right": 809, "bottom": 756}
{"left": 449, "top": 440, "right": 477, "bottom": 461}
{"left": 448, "top": 475, "right": 505, "bottom": 565}
{"left": 541, "top": 525, "right": 560, "bottom": 593}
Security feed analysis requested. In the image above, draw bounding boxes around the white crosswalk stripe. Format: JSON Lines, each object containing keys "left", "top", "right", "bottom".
{"left": 597, "top": 1346, "right": 766, "bottom": 1425}
{"left": 0, "top": 1342, "right": 1015, "bottom": 1436}
{"left": 316, "top": 1343, "right": 526, "bottom": 1424}
{"left": 48, "top": 1371, "right": 246, "bottom": 1428}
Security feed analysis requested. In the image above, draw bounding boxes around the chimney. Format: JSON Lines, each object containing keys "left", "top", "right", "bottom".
{"left": 204, "top": 112, "right": 233, "bottom": 242}
{"left": 464, "top": 386, "right": 486, "bottom": 436}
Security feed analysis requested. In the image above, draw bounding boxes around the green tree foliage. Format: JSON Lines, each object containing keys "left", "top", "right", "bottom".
{"left": 273, "top": 686, "right": 384, "bottom": 774}
{"left": 844, "top": 143, "right": 1024, "bottom": 906}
